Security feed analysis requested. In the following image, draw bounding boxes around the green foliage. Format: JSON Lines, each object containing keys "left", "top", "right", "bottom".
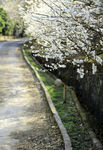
{"left": 3, "top": 19, "right": 14, "bottom": 36}
{"left": 0, "top": 15, "right": 5, "bottom": 33}
{"left": 0, "top": 7, "right": 14, "bottom": 35}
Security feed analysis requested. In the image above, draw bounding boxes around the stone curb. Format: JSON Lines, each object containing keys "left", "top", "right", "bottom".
{"left": 22, "top": 49, "right": 72, "bottom": 150}
{"left": 70, "top": 89, "right": 103, "bottom": 150}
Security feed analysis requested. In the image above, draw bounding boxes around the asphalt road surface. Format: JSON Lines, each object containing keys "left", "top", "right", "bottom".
{"left": 0, "top": 40, "right": 64, "bottom": 150}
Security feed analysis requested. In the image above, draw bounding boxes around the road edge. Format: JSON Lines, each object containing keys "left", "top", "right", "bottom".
{"left": 22, "top": 48, "right": 72, "bottom": 150}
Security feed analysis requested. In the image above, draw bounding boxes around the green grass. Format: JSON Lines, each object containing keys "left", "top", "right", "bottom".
{"left": 24, "top": 48, "right": 93, "bottom": 150}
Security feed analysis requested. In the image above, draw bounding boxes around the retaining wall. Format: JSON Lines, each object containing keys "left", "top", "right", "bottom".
{"left": 0, "top": 35, "right": 14, "bottom": 41}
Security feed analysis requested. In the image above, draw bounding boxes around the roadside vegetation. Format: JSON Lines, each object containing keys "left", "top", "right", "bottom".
{"left": 24, "top": 48, "right": 93, "bottom": 150}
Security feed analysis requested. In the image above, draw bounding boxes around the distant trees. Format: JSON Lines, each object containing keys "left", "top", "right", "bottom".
{"left": 1, "top": 0, "right": 21, "bottom": 22}
{"left": 0, "top": 0, "right": 25, "bottom": 37}
{"left": 0, "top": 15, "right": 5, "bottom": 33}
{"left": 0, "top": 8, "right": 14, "bottom": 35}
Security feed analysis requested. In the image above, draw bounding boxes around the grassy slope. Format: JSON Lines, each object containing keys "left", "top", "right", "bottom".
{"left": 24, "top": 48, "right": 93, "bottom": 150}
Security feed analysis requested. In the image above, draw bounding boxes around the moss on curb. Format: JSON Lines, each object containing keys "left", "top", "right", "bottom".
{"left": 24, "top": 48, "right": 93, "bottom": 150}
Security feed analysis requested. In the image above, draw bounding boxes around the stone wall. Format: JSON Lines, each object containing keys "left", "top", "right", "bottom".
{"left": 57, "top": 64, "right": 103, "bottom": 124}
{"left": 0, "top": 35, "right": 14, "bottom": 41}
{"left": 79, "top": 73, "right": 103, "bottom": 123}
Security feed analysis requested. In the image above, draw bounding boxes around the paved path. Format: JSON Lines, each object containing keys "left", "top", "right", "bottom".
{"left": 0, "top": 40, "right": 64, "bottom": 150}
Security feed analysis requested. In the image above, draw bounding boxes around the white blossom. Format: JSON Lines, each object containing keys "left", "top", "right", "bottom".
{"left": 20, "top": 0, "right": 103, "bottom": 78}
{"left": 92, "top": 63, "right": 97, "bottom": 74}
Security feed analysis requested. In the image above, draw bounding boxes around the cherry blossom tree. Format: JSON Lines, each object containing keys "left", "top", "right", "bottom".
{"left": 20, "top": 0, "right": 103, "bottom": 78}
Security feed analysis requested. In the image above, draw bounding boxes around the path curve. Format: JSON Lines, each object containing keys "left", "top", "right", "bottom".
{"left": 0, "top": 40, "right": 64, "bottom": 150}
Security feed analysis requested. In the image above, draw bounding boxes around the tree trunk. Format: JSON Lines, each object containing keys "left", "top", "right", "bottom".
{"left": 63, "top": 84, "right": 67, "bottom": 103}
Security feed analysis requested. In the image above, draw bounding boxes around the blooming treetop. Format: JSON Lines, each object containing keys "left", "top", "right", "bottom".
{"left": 20, "top": 0, "right": 103, "bottom": 78}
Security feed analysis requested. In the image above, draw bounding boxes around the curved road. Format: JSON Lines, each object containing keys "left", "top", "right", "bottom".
{"left": 0, "top": 40, "right": 64, "bottom": 150}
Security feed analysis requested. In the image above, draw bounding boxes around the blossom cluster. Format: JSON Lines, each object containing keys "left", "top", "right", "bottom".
{"left": 20, "top": 0, "right": 103, "bottom": 78}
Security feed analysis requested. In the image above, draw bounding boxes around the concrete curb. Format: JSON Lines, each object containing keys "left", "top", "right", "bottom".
{"left": 70, "top": 89, "right": 103, "bottom": 150}
{"left": 22, "top": 49, "right": 72, "bottom": 150}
